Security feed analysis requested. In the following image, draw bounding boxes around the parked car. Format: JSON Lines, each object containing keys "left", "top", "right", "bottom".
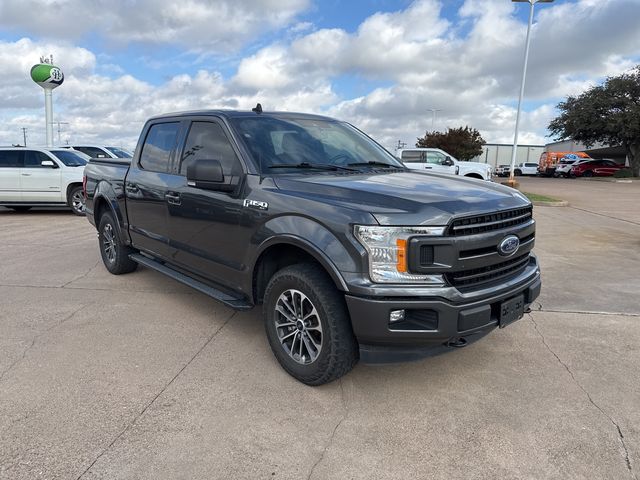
{"left": 513, "top": 162, "right": 538, "bottom": 176}
{"left": 0, "top": 147, "right": 88, "bottom": 214}
{"left": 538, "top": 151, "right": 591, "bottom": 177}
{"left": 84, "top": 109, "right": 540, "bottom": 385}
{"left": 570, "top": 159, "right": 628, "bottom": 177}
{"left": 554, "top": 158, "right": 583, "bottom": 177}
{"left": 398, "top": 148, "right": 492, "bottom": 180}
{"left": 495, "top": 164, "right": 511, "bottom": 177}
{"left": 62, "top": 145, "right": 133, "bottom": 159}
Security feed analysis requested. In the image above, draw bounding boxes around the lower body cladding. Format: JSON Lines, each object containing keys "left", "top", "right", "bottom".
{"left": 345, "top": 274, "right": 541, "bottom": 364}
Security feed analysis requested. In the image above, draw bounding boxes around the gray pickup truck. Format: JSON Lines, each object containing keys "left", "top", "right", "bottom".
{"left": 83, "top": 109, "right": 541, "bottom": 385}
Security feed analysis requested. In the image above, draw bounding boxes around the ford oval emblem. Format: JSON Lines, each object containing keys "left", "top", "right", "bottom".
{"left": 498, "top": 235, "right": 520, "bottom": 257}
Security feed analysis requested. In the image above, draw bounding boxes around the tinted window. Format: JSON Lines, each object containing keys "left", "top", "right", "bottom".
{"left": 140, "top": 122, "right": 180, "bottom": 173}
{"left": 105, "top": 146, "right": 133, "bottom": 158}
{"left": 401, "top": 151, "right": 423, "bottom": 162}
{"left": 181, "top": 121, "right": 240, "bottom": 177}
{"left": 74, "top": 146, "right": 107, "bottom": 158}
{"left": 51, "top": 150, "right": 88, "bottom": 166}
{"left": 0, "top": 150, "right": 23, "bottom": 167}
{"left": 24, "top": 150, "right": 54, "bottom": 167}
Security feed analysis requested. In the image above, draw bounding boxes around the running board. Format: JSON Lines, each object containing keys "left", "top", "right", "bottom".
{"left": 129, "top": 253, "right": 253, "bottom": 310}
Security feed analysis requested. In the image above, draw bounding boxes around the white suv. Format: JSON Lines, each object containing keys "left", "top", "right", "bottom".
{"left": 0, "top": 147, "right": 88, "bottom": 215}
{"left": 398, "top": 148, "right": 492, "bottom": 180}
{"left": 513, "top": 162, "right": 539, "bottom": 176}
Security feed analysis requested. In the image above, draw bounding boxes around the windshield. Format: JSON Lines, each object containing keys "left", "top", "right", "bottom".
{"left": 50, "top": 150, "right": 88, "bottom": 166}
{"left": 229, "top": 116, "right": 403, "bottom": 173}
{"left": 106, "top": 146, "right": 133, "bottom": 158}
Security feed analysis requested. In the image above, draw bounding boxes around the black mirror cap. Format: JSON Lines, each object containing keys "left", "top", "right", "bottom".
{"left": 187, "top": 159, "right": 238, "bottom": 192}
{"left": 443, "top": 156, "right": 454, "bottom": 166}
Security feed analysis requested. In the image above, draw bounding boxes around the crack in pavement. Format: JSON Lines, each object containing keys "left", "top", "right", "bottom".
{"left": 75, "top": 311, "right": 237, "bottom": 480}
{"left": 568, "top": 206, "right": 640, "bottom": 227}
{"left": 532, "top": 301, "right": 640, "bottom": 318}
{"left": 307, "top": 378, "right": 349, "bottom": 480}
{"left": 529, "top": 314, "right": 637, "bottom": 480}
{"left": 0, "top": 304, "right": 89, "bottom": 384}
{"left": 61, "top": 260, "right": 101, "bottom": 288}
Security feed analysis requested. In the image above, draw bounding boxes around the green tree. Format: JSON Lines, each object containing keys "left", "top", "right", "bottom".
{"left": 549, "top": 66, "right": 640, "bottom": 176}
{"left": 416, "top": 126, "right": 485, "bottom": 161}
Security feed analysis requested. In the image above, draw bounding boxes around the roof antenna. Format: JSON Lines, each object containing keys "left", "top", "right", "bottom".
{"left": 252, "top": 103, "right": 263, "bottom": 114}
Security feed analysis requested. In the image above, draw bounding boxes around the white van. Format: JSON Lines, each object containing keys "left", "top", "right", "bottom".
{"left": 0, "top": 147, "right": 88, "bottom": 215}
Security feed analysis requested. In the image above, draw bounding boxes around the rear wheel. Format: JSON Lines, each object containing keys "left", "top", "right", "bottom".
{"left": 263, "top": 264, "right": 358, "bottom": 385}
{"left": 68, "top": 186, "right": 85, "bottom": 216}
{"left": 514, "top": 169, "right": 522, "bottom": 176}
{"left": 8, "top": 206, "right": 31, "bottom": 212}
{"left": 583, "top": 170, "right": 593, "bottom": 178}
{"left": 97, "top": 211, "right": 138, "bottom": 275}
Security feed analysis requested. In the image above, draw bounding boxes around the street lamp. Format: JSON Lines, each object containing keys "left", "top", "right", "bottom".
{"left": 508, "top": 0, "right": 553, "bottom": 187}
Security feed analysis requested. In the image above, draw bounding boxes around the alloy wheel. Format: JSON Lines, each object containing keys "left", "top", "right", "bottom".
{"left": 274, "top": 289, "right": 323, "bottom": 364}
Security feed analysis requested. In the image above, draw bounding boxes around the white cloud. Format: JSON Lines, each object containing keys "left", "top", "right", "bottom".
{"left": 0, "top": 0, "right": 311, "bottom": 53}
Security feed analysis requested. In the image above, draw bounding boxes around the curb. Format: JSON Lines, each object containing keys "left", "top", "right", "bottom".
{"left": 531, "top": 200, "right": 569, "bottom": 207}
{"left": 578, "top": 177, "right": 636, "bottom": 183}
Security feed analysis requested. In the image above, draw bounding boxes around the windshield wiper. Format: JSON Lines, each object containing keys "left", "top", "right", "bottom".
{"left": 346, "top": 161, "right": 403, "bottom": 169}
{"left": 268, "top": 162, "right": 356, "bottom": 172}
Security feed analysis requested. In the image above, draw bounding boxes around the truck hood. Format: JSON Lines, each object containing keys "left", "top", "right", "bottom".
{"left": 273, "top": 171, "right": 530, "bottom": 226}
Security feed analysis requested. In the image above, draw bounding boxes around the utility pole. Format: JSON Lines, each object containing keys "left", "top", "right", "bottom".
{"left": 55, "top": 121, "right": 69, "bottom": 144}
{"left": 396, "top": 140, "right": 407, "bottom": 151}
{"left": 22, "top": 128, "right": 27, "bottom": 147}
{"left": 427, "top": 108, "right": 442, "bottom": 130}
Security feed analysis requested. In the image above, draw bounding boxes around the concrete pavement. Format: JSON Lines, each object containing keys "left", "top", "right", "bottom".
{"left": 0, "top": 179, "right": 638, "bottom": 479}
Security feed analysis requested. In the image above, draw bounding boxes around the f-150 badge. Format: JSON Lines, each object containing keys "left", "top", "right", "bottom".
{"left": 243, "top": 199, "right": 268, "bottom": 211}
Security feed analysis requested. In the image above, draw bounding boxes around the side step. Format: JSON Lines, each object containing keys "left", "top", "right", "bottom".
{"left": 129, "top": 253, "right": 253, "bottom": 311}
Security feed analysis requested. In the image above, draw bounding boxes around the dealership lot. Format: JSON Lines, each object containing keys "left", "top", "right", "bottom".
{"left": 1, "top": 179, "right": 639, "bottom": 479}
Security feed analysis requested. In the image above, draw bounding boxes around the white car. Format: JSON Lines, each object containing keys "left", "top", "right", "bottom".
{"left": 555, "top": 158, "right": 586, "bottom": 177}
{"left": 62, "top": 145, "right": 133, "bottom": 159}
{"left": 513, "top": 162, "right": 539, "bottom": 176}
{"left": 0, "top": 147, "right": 88, "bottom": 215}
{"left": 398, "top": 148, "right": 492, "bottom": 180}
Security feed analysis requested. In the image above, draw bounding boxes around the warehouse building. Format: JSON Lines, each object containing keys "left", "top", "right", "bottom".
{"left": 471, "top": 143, "right": 545, "bottom": 168}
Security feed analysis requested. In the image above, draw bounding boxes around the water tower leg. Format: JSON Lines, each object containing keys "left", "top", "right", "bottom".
{"left": 44, "top": 89, "right": 53, "bottom": 147}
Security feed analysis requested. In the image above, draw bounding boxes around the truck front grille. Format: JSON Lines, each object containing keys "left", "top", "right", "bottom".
{"left": 445, "top": 253, "right": 530, "bottom": 289}
{"left": 448, "top": 206, "right": 533, "bottom": 236}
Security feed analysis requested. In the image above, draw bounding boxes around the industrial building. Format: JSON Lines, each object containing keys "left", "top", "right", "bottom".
{"left": 471, "top": 143, "right": 545, "bottom": 168}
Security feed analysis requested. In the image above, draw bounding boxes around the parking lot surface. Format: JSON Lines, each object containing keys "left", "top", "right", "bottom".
{"left": 1, "top": 178, "right": 639, "bottom": 479}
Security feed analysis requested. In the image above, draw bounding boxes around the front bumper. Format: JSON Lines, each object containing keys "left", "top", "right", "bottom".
{"left": 345, "top": 264, "right": 541, "bottom": 363}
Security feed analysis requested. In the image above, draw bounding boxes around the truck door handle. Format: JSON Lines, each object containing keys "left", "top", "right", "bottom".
{"left": 165, "top": 192, "right": 181, "bottom": 205}
{"left": 424, "top": 166, "right": 432, "bottom": 169}
{"left": 21, "top": 173, "right": 33, "bottom": 176}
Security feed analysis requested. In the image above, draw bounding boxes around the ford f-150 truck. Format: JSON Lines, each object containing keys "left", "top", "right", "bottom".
{"left": 84, "top": 109, "right": 541, "bottom": 385}
{"left": 398, "top": 148, "right": 493, "bottom": 180}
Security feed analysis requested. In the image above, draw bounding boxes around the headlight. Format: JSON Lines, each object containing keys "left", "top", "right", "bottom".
{"left": 354, "top": 225, "right": 445, "bottom": 284}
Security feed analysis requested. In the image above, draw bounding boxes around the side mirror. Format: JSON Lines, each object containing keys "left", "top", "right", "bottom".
{"left": 41, "top": 160, "right": 58, "bottom": 168}
{"left": 187, "top": 159, "right": 237, "bottom": 192}
{"left": 443, "top": 157, "right": 454, "bottom": 166}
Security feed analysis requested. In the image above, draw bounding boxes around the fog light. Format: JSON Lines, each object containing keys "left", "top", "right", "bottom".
{"left": 389, "top": 309, "right": 405, "bottom": 323}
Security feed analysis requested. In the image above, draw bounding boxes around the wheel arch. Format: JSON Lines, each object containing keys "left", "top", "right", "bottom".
{"left": 252, "top": 236, "right": 350, "bottom": 305}
{"left": 464, "top": 172, "right": 484, "bottom": 180}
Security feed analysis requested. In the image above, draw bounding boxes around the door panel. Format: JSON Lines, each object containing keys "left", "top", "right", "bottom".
{"left": 0, "top": 150, "right": 22, "bottom": 201}
{"left": 126, "top": 121, "right": 181, "bottom": 259}
{"left": 166, "top": 120, "right": 247, "bottom": 289}
{"left": 426, "top": 151, "right": 455, "bottom": 175}
{"left": 20, "top": 151, "right": 62, "bottom": 202}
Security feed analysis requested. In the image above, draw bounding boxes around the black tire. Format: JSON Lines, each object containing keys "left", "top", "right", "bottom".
{"left": 583, "top": 170, "right": 593, "bottom": 178}
{"left": 9, "top": 206, "right": 32, "bottom": 212}
{"left": 67, "top": 185, "right": 85, "bottom": 216}
{"left": 514, "top": 169, "right": 522, "bottom": 176}
{"left": 263, "top": 264, "right": 358, "bottom": 385}
{"left": 97, "top": 211, "right": 138, "bottom": 275}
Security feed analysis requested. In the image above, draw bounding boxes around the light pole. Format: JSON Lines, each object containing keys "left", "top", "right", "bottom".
{"left": 427, "top": 108, "right": 442, "bottom": 130}
{"left": 508, "top": 0, "right": 553, "bottom": 187}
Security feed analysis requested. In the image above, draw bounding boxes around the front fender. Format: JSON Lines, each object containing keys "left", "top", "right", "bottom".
{"left": 250, "top": 215, "right": 363, "bottom": 293}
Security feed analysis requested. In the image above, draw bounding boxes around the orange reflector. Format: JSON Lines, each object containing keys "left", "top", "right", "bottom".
{"left": 396, "top": 239, "right": 407, "bottom": 272}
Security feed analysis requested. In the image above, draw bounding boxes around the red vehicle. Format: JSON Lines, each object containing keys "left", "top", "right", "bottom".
{"left": 570, "top": 159, "right": 628, "bottom": 177}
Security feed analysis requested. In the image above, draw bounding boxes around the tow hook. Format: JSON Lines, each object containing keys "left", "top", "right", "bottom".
{"left": 447, "top": 337, "right": 468, "bottom": 348}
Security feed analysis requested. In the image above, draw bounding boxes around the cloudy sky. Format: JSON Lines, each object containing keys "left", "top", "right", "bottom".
{"left": 1, "top": 0, "right": 639, "bottom": 151}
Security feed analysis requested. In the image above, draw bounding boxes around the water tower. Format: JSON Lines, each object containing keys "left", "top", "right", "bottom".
{"left": 30, "top": 55, "right": 64, "bottom": 147}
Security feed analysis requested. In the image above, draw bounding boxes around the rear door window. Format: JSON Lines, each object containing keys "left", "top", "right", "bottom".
{"left": 139, "top": 122, "right": 180, "bottom": 173}
{"left": 0, "top": 150, "right": 23, "bottom": 167}
{"left": 401, "top": 151, "right": 423, "bottom": 163}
